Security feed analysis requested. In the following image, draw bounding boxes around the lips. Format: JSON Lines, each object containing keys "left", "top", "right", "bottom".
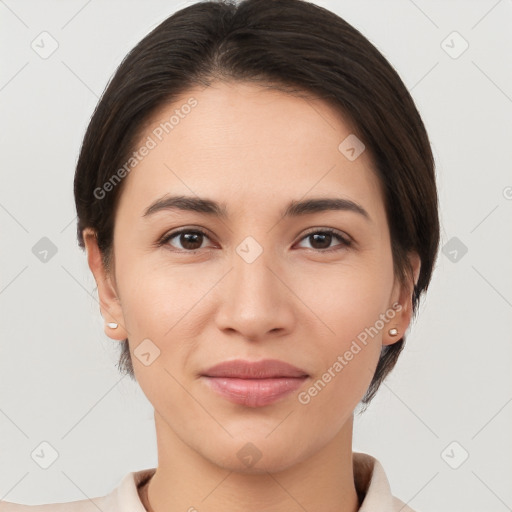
{"left": 202, "top": 359, "right": 309, "bottom": 379}
{"left": 200, "top": 359, "right": 309, "bottom": 407}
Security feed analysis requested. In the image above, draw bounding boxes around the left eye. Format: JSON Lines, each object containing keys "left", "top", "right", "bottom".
{"left": 296, "top": 229, "right": 351, "bottom": 251}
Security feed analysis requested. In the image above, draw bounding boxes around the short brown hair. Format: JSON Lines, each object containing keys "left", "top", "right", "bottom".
{"left": 74, "top": 0, "right": 440, "bottom": 405}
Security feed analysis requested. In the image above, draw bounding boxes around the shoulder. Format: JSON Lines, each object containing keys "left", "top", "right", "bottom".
{"left": 392, "top": 496, "right": 416, "bottom": 511}
{"left": 353, "top": 452, "right": 417, "bottom": 512}
{"left": 0, "top": 467, "right": 155, "bottom": 512}
{"left": 0, "top": 495, "right": 111, "bottom": 512}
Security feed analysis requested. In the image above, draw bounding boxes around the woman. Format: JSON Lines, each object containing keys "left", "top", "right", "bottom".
{"left": 0, "top": 0, "right": 439, "bottom": 510}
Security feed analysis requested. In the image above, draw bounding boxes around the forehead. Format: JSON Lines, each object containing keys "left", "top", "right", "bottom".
{"left": 117, "top": 81, "right": 384, "bottom": 222}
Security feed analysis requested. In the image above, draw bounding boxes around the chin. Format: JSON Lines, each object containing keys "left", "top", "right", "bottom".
{"left": 200, "top": 433, "right": 317, "bottom": 475}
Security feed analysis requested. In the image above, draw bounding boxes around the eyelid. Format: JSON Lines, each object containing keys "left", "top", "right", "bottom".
{"left": 299, "top": 226, "right": 352, "bottom": 244}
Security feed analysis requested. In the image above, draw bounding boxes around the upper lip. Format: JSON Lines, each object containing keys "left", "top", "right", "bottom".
{"left": 201, "top": 359, "right": 309, "bottom": 379}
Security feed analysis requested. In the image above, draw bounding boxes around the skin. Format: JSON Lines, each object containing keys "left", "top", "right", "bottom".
{"left": 84, "top": 81, "right": 420, "bottom": 512}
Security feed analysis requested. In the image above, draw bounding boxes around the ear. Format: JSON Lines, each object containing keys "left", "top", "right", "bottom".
{"left": 382, "top": 251, "right": 421, "bottom": 346}
{"left": 83, "top": 227, "right": 128, "bottom": 341}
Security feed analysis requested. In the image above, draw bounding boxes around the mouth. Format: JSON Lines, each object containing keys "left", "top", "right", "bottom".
{"left": 200, "top": 359, "right": 309, "bottom": 408}
{"left": 202, "top": 358, "right": 309, "bottom": 379}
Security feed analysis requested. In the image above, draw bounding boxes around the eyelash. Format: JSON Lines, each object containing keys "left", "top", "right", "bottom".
{"left": 157, "top": 227, "right": 352, "bottom": 254}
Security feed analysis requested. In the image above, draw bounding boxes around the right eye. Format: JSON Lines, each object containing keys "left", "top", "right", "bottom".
{"left": 158, "top": 228, "right": 213, "bottom": 253}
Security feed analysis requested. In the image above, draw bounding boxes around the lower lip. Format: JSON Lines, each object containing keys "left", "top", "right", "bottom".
{"left": 201, "top": 376, "right": 308, "bottom": 407}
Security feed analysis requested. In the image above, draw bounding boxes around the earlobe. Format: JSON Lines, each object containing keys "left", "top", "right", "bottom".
{"left": 383, "top": 252, "right": 421, "bottom": 346}
{"left": 382, "top": 319, "right": 403, "bottom": 347}
{"left": 388, "top": 327, "right": 399, "bottom": 337}
{"left": 83, "top": 228, "right": 128, "bottom": 340}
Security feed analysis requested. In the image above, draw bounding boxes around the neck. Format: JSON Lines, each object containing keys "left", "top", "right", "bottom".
{"left": 142, "top": 412, "right": 360, "bottom": 512}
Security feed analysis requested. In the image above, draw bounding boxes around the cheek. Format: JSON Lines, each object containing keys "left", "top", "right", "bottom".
{"left": 116, "top": 251, "right": 209, "bottom": 336}
{"left": 293, "top": 254, "right": 394, "bottom": 337}
{"left": 295, "top": 343, "right": 379, "bottom": 442}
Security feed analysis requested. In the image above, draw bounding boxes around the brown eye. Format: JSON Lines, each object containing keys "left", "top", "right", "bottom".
{"left": 160, "top": 229, "right": 211, "bottom": 252}
{"left": 297, "top": 229, "right": 351, "bottom": 252}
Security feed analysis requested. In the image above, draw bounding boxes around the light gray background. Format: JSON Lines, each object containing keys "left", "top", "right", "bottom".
{"left": 1, "top": 1, "right": 511, "bottom": 511}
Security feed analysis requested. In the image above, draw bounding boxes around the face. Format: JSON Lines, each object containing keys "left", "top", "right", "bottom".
{"left": 85, "top": 81, "right": 418, "bottom": 473}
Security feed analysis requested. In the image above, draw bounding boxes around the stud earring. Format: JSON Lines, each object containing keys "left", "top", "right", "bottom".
{"left": 107, "top": 322, "right": 118, "bottom": 329}
{"left": 388, "top": 328, "right": 398, "bottom": 336}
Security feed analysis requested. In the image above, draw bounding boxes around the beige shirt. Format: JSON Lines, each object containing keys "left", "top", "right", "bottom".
{"left": 0, "top": 452, "right": 414, "bottom": 511}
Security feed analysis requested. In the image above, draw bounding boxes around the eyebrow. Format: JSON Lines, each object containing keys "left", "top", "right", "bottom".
{"left": 142, "top": 195, "right": 371, "bottom": 222}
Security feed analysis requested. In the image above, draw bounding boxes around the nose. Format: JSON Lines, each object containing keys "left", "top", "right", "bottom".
{"left": 214, "top": 245, "right": 295, "bottom": 341}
